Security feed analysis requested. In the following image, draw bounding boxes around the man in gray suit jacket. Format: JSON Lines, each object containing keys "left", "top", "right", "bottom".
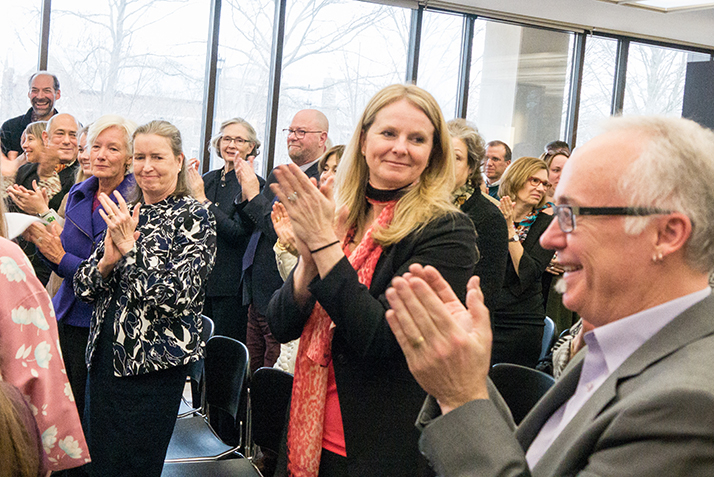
{"left": 384, "top": 116, "right": 714, "bottom": 476}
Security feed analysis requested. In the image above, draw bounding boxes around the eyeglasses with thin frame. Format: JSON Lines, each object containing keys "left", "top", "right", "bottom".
{"left": 282, "top": 128, "right": 323, "bottom": 139}
{"left": 527, "top": 176, "right": 550, "bottom": 189}
{"left": 222, "top": 136, "right": 250, "bottom": 145}
{"left": 551, "top": 204, "right": 672, "bottom": 233}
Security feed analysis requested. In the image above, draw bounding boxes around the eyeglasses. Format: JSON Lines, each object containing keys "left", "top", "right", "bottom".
{"left": 282, "top": 128, "right": 323, "bottom": 139}
{"left": 527, "top": 176, "right": 550, "bottom": 189}
{"left": 551, "top": 204, "right": 672, "bottom": 233}
{"left": 222, "top": 136, "right": 250, "bottom": 145}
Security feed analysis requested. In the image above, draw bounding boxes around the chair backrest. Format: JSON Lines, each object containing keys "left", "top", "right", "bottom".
{"left": 205, "top": 336, "right": 249, "bottom": 421}
{"left": 489, "top": 363, "right": 555, "bottom": 425}
{"left": 250, "top": 367, "right": 294, "bottom": 453}
{"left": 187, "top": 316, "right": 217, "bottom": 384}
{"left": 202, "top": 315, "right": 215, "bottom": 343}
{"left": 540, "top": 316, "right": 557, "bottom": 360}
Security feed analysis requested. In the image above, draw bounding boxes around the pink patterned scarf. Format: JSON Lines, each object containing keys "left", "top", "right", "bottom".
{"left": 286, "top": 200, "right": 396, "bottom": 476}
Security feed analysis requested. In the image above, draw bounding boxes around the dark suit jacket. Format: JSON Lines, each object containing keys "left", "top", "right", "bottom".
{"left": 238, "top": 162, "right": 320, "bottom": 315}
{"left": 268, "top": 212, "right": 477, "bottom": 476}
{"left": 203, "top": 168, "right": 264, "bottom": 297}
{"left": 419, "top": 292, "right": 714, "bottom": 476}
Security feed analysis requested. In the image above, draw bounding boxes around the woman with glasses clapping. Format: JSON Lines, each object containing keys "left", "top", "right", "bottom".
{"left": 187, "top": 118, "right": 265, "bottom": 342}
{"left": 494, "top": 156, "right": 555, "bottom": 368}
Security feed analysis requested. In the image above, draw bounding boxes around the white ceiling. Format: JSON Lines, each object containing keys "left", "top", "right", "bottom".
{"left": 440, "top": 0, "right": 714, "bottom": 49}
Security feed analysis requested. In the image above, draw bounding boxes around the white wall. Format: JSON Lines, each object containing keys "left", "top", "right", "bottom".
{"left": 437, "top": 0, "right": 714, "bottom": 49}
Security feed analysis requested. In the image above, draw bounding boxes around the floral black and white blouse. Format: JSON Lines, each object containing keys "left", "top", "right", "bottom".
{"left": 74, "top": 195, "right": 216, "bottom": 377}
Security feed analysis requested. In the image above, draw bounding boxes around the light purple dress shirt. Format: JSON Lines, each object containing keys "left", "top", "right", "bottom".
{"left": 526, "top": 287, "right": 712, "bottom": 468}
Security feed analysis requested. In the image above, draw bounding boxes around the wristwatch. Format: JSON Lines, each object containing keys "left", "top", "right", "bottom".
{"left": 509, "top": 232, "right": 519, "bottom": 243}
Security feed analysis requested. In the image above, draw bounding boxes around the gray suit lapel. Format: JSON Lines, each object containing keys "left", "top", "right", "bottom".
{"left": 528, "top": 292, "right": 714, "bottom": 476}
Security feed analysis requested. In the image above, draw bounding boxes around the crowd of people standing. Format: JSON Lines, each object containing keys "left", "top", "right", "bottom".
{"left": 4, "top": 68, "right": 707, "bottom": 477}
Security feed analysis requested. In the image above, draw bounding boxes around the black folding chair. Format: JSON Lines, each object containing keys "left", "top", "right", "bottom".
{"left": 178, "top": 315, "right": 215, "bottom": 418}
{"left": 165, "top": 335, "right": 249, "bottom": 462}
{"left": 489, "top": 363, "right": 555, "bottom": 425}
{"left": 249, "top": 367, "right": 293, "bottom": 455}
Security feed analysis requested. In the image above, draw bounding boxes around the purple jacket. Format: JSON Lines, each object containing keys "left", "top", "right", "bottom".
{"left": 50, "top": 174, "right": 135, "bottom": 327}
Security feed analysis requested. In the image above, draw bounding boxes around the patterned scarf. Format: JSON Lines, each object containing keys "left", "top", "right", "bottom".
{"left": 452, "top": 183, "right": 475, "bottom": 207}
{"left": 286, "top": 200, "right": 396, "bottom": 477}
{"left": 515, "top": 205, "right": 547, "bottom": 242}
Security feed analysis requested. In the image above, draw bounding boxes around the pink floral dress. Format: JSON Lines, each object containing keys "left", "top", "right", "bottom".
{"left": 0, "top": 236, "right": 89, "bottom": 470}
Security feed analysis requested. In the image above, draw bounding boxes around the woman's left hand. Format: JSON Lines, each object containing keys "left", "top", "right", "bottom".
{"left": 98, "top": 191, "right": 141, "bottom": 256}
{"left": 6, "top": 181, "right": 50, "bottom": 215}
{"left": 270, "top": 164, "right": 337, "bottom": 251}
{"left": 498, "top": 196, "right": 517, "bottom": 232}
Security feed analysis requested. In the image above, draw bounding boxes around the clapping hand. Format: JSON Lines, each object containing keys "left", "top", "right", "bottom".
{"left": 7, "top": 180, "right": 50, "bottom": 215}
{"left": 385, "top": 264, "right": 492, "bottom": 414}
{"left": 97, "top": 191, "right": 140, "bottom": 277}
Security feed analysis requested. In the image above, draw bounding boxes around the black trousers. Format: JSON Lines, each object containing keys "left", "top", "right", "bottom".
{"left": 57, "top": 321, "right": 90, "bottom": 423}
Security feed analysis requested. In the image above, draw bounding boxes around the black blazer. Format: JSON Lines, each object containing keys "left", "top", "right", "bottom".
{"left": 460, "top": 191, "right": 509, "bottom": 313}
{"left": 267, "top": 212, "right": 477, "bottom": 476}
{"left": 495, "top": 211, "right": 555, "bottom": 319}
{"left": 202, "top": 168, "right": 264, "bottom": 297}
{"left": 238, "top": 162, "right": 320, "bottom": 314}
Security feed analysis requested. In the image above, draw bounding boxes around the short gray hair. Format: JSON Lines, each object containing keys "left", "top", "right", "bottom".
{"left": 606, "top": 116, "right": 714, "bottom": 274}
{"left": 87, "top": 115, "right": 137, "bottom": 157}
{"left": 209, "top": 118, "right": 261, "bottom": 159}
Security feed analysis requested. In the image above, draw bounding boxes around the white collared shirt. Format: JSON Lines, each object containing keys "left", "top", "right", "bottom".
{"left": 526, "top": 287, "right": 712, "bottom": 468}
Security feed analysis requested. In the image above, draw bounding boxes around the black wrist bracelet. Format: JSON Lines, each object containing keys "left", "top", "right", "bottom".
{"left": 310, "top": 240, "right": 340, "bottom": 254}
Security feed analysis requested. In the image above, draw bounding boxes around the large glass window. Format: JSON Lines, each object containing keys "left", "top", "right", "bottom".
{"left": 467, "top": 20, "right": 574, "bottom": 159}
{"left": 212, "top": 0, "right": 274, "bottom": 172}
{"left": 417, "top": 10, "right": 463, "bottom": 120}
{"left": 623, "top": 42, "right": 689, "bottom": 117}
{"left": 575, "top": 35, "right": 617, "bottom": 146}
{"left": 0, "top": 2, "right": 42, "bottom": 121}
{"left": 48, "top": 0, "right": 210, "bottom": 158}
{"left": 273, "top": 0, "right": 410, "bottom": 168}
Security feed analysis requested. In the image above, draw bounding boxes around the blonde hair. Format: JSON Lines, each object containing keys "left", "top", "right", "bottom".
{"left": 23, "top": 121, "right": 48, "bottom": 142}
{"left": 498, "top": 156, "right": 549, "bottom": 209}
{"left": 335, "top": 84, "right": 457, "bottom": 246}
{"left": 130, "top": 120, "right": 189, "bottom": 204}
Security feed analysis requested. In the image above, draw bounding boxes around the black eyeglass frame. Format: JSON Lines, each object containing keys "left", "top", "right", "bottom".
{"left": 282, "top": 128, "right": 323, "bottom": 139}
{"left": 552, "top": 205, "right": 672, "bottom": 233}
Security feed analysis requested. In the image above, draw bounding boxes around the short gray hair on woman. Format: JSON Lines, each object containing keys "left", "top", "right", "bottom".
{"left": 606, "top": 115, "right": 714, "bottom": 274}
{"left": 209, "top": 118, "right": 261, "bottom": 159}
{"left": 87, "top": 114, "right": 138, "bottom": 157}
{"left": 447, "top": 118, "right": 486, "bottom": 188}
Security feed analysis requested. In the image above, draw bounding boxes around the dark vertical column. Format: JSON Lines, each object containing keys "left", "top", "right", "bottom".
{"left": 455, "top": 15, "right": 475, "bottom": 119}
{"left": 566, "top": 33, "right": 586, "bottom": 148}
{"left": 611, "top": 39, "right": 629, "bottom": 115}
{"left": 405, "top": 6, "right": 423, "bottom": 84}
{"left": 200, "top": 0, "right": 222, "bottom": 173}
{"left": 263, "top": 0, "right": 287, "bottom": 175}
{"left": 39, "top": 0, "right": 52, "bottom": 70}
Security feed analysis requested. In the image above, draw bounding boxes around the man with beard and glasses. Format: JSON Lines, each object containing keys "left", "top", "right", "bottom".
{"left": 1, "top": 72, "right": 61, "bottom": 160}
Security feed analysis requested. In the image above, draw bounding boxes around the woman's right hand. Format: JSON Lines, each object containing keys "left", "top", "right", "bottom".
{"left": 271, "top": 201, "right": 298, "bottom": 253}
{"left": 97, "top": 191, "right": 140, "bottom": 276}
{"left": 186, "top": 158, "right": 207, "bottom": 202}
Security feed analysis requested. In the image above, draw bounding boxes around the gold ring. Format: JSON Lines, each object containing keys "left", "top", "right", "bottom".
{"left": 412, "top": 336, "right": 425, "bottom": 348}
{"left": 37, "top": 237, "right": 44, "bottom": 244}
{"left": 107, "top": 214, "right": 115, "bottom": 219}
